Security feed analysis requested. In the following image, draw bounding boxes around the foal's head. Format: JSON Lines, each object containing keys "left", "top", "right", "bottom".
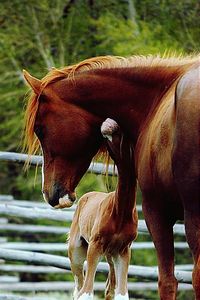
{"left": 23, "top": 71, "right": 105, "bottom": 208}
{"left": 101, "top": 118, "right": 133, "bottom": 173}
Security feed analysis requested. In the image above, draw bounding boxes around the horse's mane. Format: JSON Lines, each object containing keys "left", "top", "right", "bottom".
{"left": 41, "top": 54, "right": 198, "bottom": 87}
{"left": 23, "top": 54, "right": 199, "bottom": 161}
{"left": 23, "top": 92, "right": 40, "bottom": 159}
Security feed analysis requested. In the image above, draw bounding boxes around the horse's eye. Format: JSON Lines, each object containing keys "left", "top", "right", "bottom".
{"left": 34, "top": 127, "right": 44, "bottom": 139}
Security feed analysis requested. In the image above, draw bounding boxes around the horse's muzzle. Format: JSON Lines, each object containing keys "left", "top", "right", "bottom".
{"left": 44, "top": 183, "right": 76, "bottom": 208}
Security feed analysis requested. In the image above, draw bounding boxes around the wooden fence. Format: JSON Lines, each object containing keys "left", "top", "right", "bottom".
{"left": 0, "top": 152, "right": 194, "bottom": 299}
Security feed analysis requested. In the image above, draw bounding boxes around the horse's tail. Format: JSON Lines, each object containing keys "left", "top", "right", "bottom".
{"left": 172, "top": 65, "right": 200, "bottom": 211}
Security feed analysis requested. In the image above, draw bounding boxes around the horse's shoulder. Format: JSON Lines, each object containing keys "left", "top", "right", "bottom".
{"left": 175, "top": 65, "right": 200, "bottom": 134}
{"left": 135, "top": 86, "right": 177, "bottom": 189}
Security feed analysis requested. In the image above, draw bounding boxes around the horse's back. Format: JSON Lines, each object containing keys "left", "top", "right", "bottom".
{"left": 172, "top": 66, "right": 200, "bottom": 209}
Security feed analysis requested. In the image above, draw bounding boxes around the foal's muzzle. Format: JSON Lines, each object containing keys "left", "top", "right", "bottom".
{"left": 54, "top": 192, "right": 76, "bottom": 209}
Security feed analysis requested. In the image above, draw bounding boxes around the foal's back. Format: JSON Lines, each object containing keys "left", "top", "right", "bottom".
{"left": 71, "top": 191, "right": 112, "bottom": 243}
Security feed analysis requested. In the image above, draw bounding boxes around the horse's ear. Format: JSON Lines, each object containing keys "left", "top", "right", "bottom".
{"left": 23, "top": 70, "right": 41, "bottom": 94}
{"left": 101, "top": 118, "right": 119, "bottom": 141}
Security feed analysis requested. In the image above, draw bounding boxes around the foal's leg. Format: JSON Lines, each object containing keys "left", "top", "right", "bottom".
{"left": 142, "top": 195, "right": 177, "bottom": 300}
{"left": 68, "top": 237, "right": 87, "bottom": 299}
{"left": 113, "top": 247, "right": 130, "bottom": 300}
{"left": 105, "top": 255, "right": 116, "bottom": 300}
{"left": 77, "top": 241, "right": 101, "bottom": 300}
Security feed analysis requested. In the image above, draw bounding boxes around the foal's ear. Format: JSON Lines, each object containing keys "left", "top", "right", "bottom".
{"left": 23, "top": 70, "right": 41, "bottom": 94}
{"left": 101, "top": 118, "right": 120, "bottom": 141}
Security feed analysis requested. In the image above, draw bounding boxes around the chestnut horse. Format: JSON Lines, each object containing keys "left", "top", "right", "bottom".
{"left": 23, "top": 55, "right": 200, "bottom": 299}
{"left": 68, "top": 118, "right": 137, "bottom": 300}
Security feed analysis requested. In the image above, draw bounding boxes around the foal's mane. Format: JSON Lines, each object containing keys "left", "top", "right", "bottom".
{"left": 23, "top": 54, "right": 199, "bottom": 159}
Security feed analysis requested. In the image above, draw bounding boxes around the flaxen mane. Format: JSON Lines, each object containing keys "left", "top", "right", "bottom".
{"left": 23, "top": 54, "right": 199, "bottom": 159}
{"left": 42, "top": 54, "right": 198, "bottom": 87}
{"left": 23, "top": 92, "right": 40, "bottom": 159}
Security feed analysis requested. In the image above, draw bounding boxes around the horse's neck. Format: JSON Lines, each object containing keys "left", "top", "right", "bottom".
{"left": 112, "top": 139, "right": 136, "bottom": 222}
{"left": 74, "top": 67, "right": 185, "bottom": 141}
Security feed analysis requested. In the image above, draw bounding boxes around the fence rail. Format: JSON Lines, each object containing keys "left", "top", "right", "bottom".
{"left": 0, "top": 248, "right": 192, "bottom": 283}
{"left": 0, "top": 151, "right": 116, "bottom": 175}
{"left": 0, "top": 263, "right": 193, "bottom": 273}
{"left": 0, "top": 282, "right": 193, "bottom": 292}
{"left": 0, "top": 203, "right": 186, "bottom": 236}
{"left": 0, "top": 241, "right": 190, "bottom": 251}
{"left": 0, "top": 195, "right": 142, "bottom": 212}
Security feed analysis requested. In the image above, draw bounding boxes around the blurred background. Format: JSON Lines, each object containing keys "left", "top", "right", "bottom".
{"left": 0, "top": 1, "right": 199, "bottom": 299}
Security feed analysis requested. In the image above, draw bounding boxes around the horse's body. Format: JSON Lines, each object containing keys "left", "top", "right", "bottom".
{"left": 68, "top": 118, "right": 137, "bottom": 300}
{"left": 23, "top": 55, "right": 200, "bottom": 299}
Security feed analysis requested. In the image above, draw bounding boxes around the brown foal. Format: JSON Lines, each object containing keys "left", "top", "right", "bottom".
{"left": 68, "top": 118, "right": 138, "bottom": 300}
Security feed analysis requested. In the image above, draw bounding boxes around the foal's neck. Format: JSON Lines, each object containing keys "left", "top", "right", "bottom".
{"left": 111, "top": 135, "right": 136, "bottom": 222}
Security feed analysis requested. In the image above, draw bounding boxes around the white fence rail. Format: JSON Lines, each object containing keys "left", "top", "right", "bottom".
{"left": 0, "top": 203, "right": 186, "bottom": 235}
{"left": 0, "top": 282, "right": 193, "bottom": 292}
{"left": 0, "top": 249, "right": 192, "bottom": 283}
{"left": 0, "top": 151, "right": 116, "bottom": 175}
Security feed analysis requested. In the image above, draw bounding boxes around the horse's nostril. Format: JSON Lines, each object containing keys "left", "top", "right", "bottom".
{"left": 47, "top": 183, "right": 66, "bottom": 207}
{"left": 48, "top": 196, "right": 59, "bottom": 207}
{"left": 42, "top": 184, "right": 74, "bottom": 208}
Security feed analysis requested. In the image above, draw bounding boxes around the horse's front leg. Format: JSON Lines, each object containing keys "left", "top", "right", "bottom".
{"left": 113, "top": 247, "right": 130, "bottom": 300}
{"left": 77, "top": 241, "right": 101, "bottom": 300}
{"left": 142, "top": 195, "right": 178, "bottom": 300}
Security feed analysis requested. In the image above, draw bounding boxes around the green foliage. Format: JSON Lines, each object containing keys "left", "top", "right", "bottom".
{"left": 93, "top": 12, "right": 182, "bottom": 56}
{"left": 135, "top": 0, "right": 200, "bottom": 53}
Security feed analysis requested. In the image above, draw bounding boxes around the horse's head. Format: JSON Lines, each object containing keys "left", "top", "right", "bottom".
{"left": 23, "top": 71, "right": 104, "bottom": 208}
